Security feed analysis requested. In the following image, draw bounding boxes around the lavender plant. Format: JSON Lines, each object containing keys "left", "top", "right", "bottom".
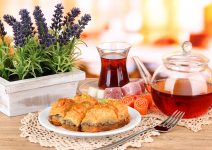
{"left": 0, "top": 3, "right": 91, "bottom": 81}
{"left": 45, "top": 4, "right": 91, "bottom": 73}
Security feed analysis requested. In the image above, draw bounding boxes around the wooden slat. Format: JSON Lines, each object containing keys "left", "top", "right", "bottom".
{"left": 2, "top": 68, "right": 85, "bottom": 93}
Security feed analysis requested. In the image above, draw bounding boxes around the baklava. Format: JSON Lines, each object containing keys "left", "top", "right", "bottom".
{"left": 48, "top": 98, "right": 74, "bottom": 126}
{"left": 61, "top": 103, "right": 88, "bottom": 131}
{"left": 81, "top": 101, "right": 130, "bottom": 132}
{"left": 49, "top": 96, "right": 130, "bottom": 132}
{"left": 106, "top": 100, "right": 130, "bottom": 126}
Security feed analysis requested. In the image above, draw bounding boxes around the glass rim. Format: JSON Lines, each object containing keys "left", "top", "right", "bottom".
{"left": 96, "top": 41, "right": 131, "bottom": 50}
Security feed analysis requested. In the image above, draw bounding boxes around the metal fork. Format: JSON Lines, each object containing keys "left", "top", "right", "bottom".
{"left": 94, "top": 110, "right": 185, "bottom": 150}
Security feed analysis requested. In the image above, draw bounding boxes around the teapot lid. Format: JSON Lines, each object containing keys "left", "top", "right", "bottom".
{"left": 163, "top": 41, "right": 209, "bottom": 72}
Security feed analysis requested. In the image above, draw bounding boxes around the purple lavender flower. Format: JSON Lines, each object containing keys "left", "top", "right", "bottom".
{"left": 59, "top": 7, "right": 91, "bottom": 44}
{"left": 63, "top": 7, "right": 81, "bottom": 27}
{"left": 33, "top": 6, "right": 48, "bottom": 41}
{"left": 4, "top": 14, "right": 26, "bottom": 46}
{"left": 76, "top": 14, "right": 91, "bottom": 38}
{"left": 12, "top": 22, "right": 25, "bottom": 47}
{"left": 50, "top": 3, "right": 64, "bottom": 32}
{"left": 19, "top": 9, "right": 34, "bottom": 37}
{"left": 3, "top": 15, "right": 17, "bottom": 26}
{"left": 59, "top": 24, "right": 79, "bottom": 45}
{"left": 0, "top": 19, "right": 7, "bottom": 39}
{"left": 33, "top": 6, "right": 56, "bottom": 47}
{"left": 45, "top": 34, "right": 56, "bottom": 47}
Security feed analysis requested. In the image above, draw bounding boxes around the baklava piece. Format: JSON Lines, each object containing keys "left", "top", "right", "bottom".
{"left": 106, "top": 100, "right": 130, "bottom": 126}
{"left": 81, "top": 103, "right": 128, "bottom": 132}
{"left": 61, "top": 103, "right": 88, "bottom": 131}
{"left": 49, "top": 98, "right": 74, "bottom": 126}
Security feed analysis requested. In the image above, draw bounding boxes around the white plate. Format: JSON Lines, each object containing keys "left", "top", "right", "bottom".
{"left": 38, "top": 107, "right": 141, "bottom": 138}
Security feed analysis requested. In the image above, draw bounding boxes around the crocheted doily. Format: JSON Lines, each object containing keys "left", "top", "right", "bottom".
{"left": 20, "top": 108, "right": 212, "bottom": 150}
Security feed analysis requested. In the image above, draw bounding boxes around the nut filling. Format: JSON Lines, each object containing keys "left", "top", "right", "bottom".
{"left": 62, "top": 120, "right": 77, "bottom": 127}
{"left": 81, "top": 121, "right": 117, "bottom": 127}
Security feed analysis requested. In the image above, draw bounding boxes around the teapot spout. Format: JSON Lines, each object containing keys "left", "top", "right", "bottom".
{"left": 132, "top": 56, "right": 152, "bottom": 92}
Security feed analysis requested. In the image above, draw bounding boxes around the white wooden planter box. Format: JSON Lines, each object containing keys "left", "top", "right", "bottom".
{"left": 0, "top": 68, "right": 85, "bottom": 116}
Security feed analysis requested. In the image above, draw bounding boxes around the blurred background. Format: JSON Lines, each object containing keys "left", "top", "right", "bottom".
{"left": 0, "top": 0, "right": 212, "bottom": 77}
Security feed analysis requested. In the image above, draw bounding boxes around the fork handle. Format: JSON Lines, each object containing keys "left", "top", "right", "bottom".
{"left": 94, "top": 128, "right": 154, "bottom": 150}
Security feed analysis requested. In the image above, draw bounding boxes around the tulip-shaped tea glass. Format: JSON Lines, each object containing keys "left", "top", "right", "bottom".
{"left": 97, "top": 42, "right": 131, "bottom": 89}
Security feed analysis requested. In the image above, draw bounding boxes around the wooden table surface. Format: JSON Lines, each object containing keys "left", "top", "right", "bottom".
{"left": 0, "top": 79, "right": 212, "bottom": 150}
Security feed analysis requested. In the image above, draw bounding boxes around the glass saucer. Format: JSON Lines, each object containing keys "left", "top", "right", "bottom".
{"left": 78, "top": 78, "right": 139, "bottom": 94}
{"left": 79, "top": 79, "right": 99, "bottom": 93}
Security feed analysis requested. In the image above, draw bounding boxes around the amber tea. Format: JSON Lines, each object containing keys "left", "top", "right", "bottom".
{"left": 151, "top": 79, "right": 212, "bottom": 118}
{"left": 98, "top": 53, "right": 129, "bottom": 89}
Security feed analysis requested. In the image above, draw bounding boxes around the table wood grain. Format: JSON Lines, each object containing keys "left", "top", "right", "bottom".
{"left": 0, "top": 79, "right": 212, "bottom": 150}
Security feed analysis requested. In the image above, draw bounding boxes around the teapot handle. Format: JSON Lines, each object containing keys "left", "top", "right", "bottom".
{"left": 132, "top": 56, "right": 152, "bottom": 93}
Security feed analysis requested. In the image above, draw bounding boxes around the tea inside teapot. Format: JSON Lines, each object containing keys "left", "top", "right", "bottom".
{"left": 151, "top": 78, "right": 212, "bottom": 118}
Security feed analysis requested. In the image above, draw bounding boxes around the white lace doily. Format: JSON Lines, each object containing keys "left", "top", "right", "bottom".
{"left": 20, "top": 108, "right": 212, "bottom": 150}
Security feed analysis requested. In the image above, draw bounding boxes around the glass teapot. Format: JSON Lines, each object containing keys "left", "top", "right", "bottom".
{"left": 133, "top": 41, "right": 212, "bottom": 118}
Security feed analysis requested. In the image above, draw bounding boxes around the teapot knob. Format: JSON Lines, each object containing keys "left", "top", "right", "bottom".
{"left": 182, "top": 41, "right": 192, "bottom": 54}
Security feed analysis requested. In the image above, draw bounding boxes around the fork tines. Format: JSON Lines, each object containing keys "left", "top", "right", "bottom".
{"left": 162, "top": 110, "right": 185, "bottom": 128}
